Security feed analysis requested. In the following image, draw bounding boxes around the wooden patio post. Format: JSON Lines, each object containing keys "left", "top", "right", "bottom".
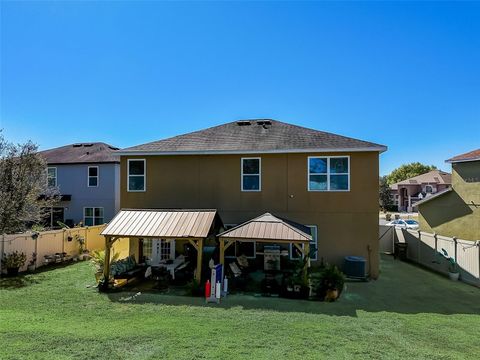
{"left": 303, "top": 241, "right": 310, "bottom": 283}
{"left": 195, "top": 238, "right": 203, "bottom": 283}
{"left": 102, "top": 236, "right": 112, "bottom": 290}
{"left": 219, "top": 238, "right": 225, "bottom": 266}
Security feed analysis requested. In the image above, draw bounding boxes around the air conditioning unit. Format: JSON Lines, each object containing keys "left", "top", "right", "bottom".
{"left": 343, "top": 256, "right": 367, "bottom": 279}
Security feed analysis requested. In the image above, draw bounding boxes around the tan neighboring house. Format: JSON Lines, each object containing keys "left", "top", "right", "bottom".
{"left": 415, "top": 149, "right": 480, "bottom": 241}
{"left": 112, "top": 119, "right": 387, "bottom": 278}
{"left": 390, "top": 170, "right": 451, "bottom": 212}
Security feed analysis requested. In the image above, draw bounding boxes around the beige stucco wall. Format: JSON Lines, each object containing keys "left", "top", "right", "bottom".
{"left": 419, "top": 161, "right": 480, "bottom": 240}
{"left": 120, "top": 152, "right": 381, "bottom": 277}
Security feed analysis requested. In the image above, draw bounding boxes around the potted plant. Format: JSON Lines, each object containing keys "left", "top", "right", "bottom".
{"left": 310, "top": 264, "right": 345, "bottom": 302}
{"left": 75, "top": 234, "right": 89, "bottom": 260}
{"left": 281, "top": 258, "right": 310, "bottom": 299}
{"left": 439, "top": 249, "right": 459, "bottom": 281}
{"left": 90, "top": 249, "right": 119, "bottom": 283}
{"left": 27, "top": 252, "right": 37, "bottom": 272}
{"left": 3, "top": 251, "right": 27, "bottom": 276}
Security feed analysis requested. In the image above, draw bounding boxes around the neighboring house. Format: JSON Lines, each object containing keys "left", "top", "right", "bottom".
{"left": 39, "top": 143, "right": 120, "bottom": 228}
{"left": 114, "top": 119, "right": 387, "bottom": 278}
{"left": 415, "top": 149, "right": 480, "bottom": 241}
{"left": 390, "top": 170, "right": 451, "bottom": 212}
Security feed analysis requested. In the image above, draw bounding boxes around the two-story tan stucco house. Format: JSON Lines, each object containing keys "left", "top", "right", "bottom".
{"left": 415, "top": 149, "right": 480, "bottom": 241}
{"left": 105, "top": 119, "right": 386, "bottom": 280}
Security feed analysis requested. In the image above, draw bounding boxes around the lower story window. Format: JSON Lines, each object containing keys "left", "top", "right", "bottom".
{"left": 84, "top": 207, "right": 104, "bottom": 226}
{"left": 144, "top": 239, "right": 175, "bottom": 265}
{"left": 290, "top": 225, "right": 318, "bottom": 261}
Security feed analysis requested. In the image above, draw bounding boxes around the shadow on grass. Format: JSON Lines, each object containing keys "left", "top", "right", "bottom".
{"left": 106, "top": 254, "right": 480, "bottom": 317}
{"left": 0, "top": 275, "right": 41, "bottom": 289}
{"left": 0, "top": 261, "right": 81, "bottom": 290}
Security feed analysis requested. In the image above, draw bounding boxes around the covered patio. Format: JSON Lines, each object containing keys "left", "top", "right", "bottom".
{"left": 218, "top": 213, "right": 313, "bottom": 282}
{"left": 100, "top": 209, "right": 222, "bottom": 289}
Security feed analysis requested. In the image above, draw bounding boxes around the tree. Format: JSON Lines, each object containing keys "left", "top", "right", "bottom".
{"left": 386, "top": 162, "right": 437, "bottom": 185}
{"left": 0, "top": 132, "right": 59, "bottom": 234}
{"left": 379, "top": 176, "right": 394, "bottom": 211}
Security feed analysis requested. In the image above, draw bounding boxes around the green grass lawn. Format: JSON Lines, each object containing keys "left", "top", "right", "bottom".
{"left": 1, "top": 256, "right": 479, "bottom": 360}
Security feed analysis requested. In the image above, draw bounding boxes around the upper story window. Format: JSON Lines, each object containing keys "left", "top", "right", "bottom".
{"left": 128, "top": 159, "right": 146, "bottom": 192}
{"left": 308, "top": 156, "right": 350, "bottom": 191}
{"left": 47, "top": 167, "right": 57, "bottom": 187}
{"left": 88, "top": 166, "right": 99, "bottom": 187}
{"left": 241, "top": 157, "right": 261, "bottom": 191}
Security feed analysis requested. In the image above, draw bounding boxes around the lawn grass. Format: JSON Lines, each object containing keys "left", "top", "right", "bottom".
{"left": 1, "top": 255, "right": 479, "bottom": 360}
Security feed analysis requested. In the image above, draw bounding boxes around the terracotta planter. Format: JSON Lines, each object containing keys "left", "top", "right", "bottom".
{"left": 325, "top": 289, "right": 339, "bottom": 302}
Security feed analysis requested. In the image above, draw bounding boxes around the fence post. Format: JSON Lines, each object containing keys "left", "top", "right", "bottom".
{"left": 391, "top": 226, "right": 395, "bottom": 253}
{"left": 453, "top": 236, "right": 458, "bottom": 266}
{"left": 477, "top": 241, "right": 480, "bottom": 286}
{"left": 34, "top": 233, "right": 39, "bottom": 269}
{"left": 433, "top": 233, "right": 438, "bottom": 254}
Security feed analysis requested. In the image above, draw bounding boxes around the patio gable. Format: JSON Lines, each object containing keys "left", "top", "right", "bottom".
{"left": 218, "top": 213, "right": 312, "bottom": 243}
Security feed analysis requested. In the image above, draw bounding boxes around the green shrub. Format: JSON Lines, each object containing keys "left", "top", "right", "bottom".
{"left": 3, "top": 251, "right": 27, "bottom": 268}
{"left": 310, "top": 264, "right": 345, "bottom": 300}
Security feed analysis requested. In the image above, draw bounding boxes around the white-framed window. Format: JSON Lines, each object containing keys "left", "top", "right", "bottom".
{"left": 290, "top": 225, "right": 318, "bottom": 261}
{"left": 83, "top": 207, "right": 104, "bottom": 226}
{"left": 88, "top": 166, "right": 99, "bottom": 187}
{"left": 241, "top": 157, "right": 261, "bottom": 191}
{"left": 308, "top": 156, "right": 350, "bottom": 191}
{"left": 142, "top": 239, "right": 153, "bottom": 258}
{"left": 151, "top": 239, "right": 175, "bottom": 264}
{"left": 47, "top": 167, "right": 57, "bottom": 187}
{"left": 127, "top": 159, "right": 146, "bottom": 192}
{"left": 425, "top": 185, "right": 434, "bottom": 193}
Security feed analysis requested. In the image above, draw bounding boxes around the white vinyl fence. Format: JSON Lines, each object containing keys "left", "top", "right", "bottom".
{"left": 379, "top": 225, "right": 480, "bottom": 287}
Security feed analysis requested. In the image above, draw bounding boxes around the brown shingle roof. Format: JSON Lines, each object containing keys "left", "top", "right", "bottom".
{"left": 39, "top": 143, "right": 120, "bottom": 164}
{"left": 446, "top": 149, "right": 480, "bottom": 163}
{"left": 391, "top": 170, "right": 451, "bottom": 187}
{"left": 119, "top": 119, "right": 386, "bottom": 154}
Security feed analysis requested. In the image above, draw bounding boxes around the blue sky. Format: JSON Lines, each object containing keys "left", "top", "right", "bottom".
{"left": 1, "top": 1, "right": 479, "bottom": 175}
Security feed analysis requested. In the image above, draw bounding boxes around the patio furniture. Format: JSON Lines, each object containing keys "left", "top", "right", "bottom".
{"left": 157, "top": 255, "right": 188, "bottom": 280}
{"left": 111, "top": 255, "right": 144, "bottom": 280}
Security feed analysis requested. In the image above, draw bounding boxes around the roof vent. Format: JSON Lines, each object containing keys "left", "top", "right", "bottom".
{"left": 236, "top": 121, "right": 251, "bottom": 126}
{"left": 72, "top": 144, "right": 82, "bottom": 147}
{"left": 83, "top": 143, "right": 93, "bottom": 147}
{"left": 257, "top": 120, "right": 272, "bottom": 126}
